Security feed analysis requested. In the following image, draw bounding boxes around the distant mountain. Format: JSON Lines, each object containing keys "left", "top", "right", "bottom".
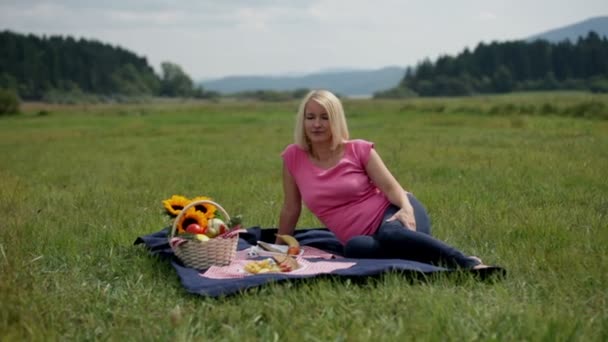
{"left": 527, "top": 16, "right": 608, "bottom": 43}
{"left": 201, "top": 17, "right": 608, "bottom": 97}
{"left": 199, "top": 66, "right": 406, "bottom": 97}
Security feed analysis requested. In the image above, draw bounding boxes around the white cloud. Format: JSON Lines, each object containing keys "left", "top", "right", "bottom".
{"left": 107, "top": 9, "right": 187, "bottom": 26}
{"left": 479, "top": 11, "right": 498, "bottom": 21}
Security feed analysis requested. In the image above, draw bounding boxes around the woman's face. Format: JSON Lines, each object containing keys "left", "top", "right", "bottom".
{"left": 304, "top": 100, "right": 332, "bottom": 145}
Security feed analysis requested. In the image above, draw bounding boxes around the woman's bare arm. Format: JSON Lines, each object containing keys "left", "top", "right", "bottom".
{"left": 276, "top": 163, "right": 302, "bottom": 243}
{"left": 365, "top": 149, "right": 416, "bottom": 230}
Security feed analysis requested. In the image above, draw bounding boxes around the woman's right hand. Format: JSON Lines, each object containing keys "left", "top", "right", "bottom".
{"left": 386, "top": 205, "right": 417, "bottom": 231}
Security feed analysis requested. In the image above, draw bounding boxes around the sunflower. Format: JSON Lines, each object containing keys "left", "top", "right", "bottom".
{"left": 163, "top": 195, "right": 190, "bottom": 217}
{"left": 176, "top": 207, "right": 209, "bottom": 234}
{"left": 191, "top": 196, "right": 217, "bottom": 219}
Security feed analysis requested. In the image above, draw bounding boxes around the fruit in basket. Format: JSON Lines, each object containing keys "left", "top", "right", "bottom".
{"left": 185, "top": 223, "right": 206, "bottom": 235}
{"left": 206, "top": 218, "right": 228, "bottom": 238}
{"left": 275, "top": 234, "right": 301, "bottom": 255}
{"left": 227, "top": 215, "right": 242, "bottom": 228}
{"left": 195, "top": 234, "right": 210, "bottom": 242}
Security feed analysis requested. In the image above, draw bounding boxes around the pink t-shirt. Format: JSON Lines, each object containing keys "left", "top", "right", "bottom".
{"left": 281, "top": 139, "right": 391, "bottom": 244}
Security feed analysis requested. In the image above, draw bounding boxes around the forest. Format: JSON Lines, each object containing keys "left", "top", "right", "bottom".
{"left": 0, "top": 30, "right": 209, "bottom": 101}
{"left": 1, "top": 30, "right": 608, "bottom": 103}
{"left": 376, "top": 32, "right": 608, "bottom": 98}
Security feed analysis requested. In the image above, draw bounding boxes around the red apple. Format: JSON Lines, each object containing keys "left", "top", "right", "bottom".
{"left": 185, "top": 223, "right": 206, "bottom": 235}
{"left": 287, "top": 246, "right": 301, "bottom": 256}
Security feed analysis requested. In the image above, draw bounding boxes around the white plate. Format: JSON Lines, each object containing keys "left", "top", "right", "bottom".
{"left": 256, "top": 241, "right": 304, "bottom": 257}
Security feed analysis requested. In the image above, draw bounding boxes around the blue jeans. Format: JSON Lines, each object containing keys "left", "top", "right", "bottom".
{"left": 343, "top": 193, "right": 480, "bottom": 269}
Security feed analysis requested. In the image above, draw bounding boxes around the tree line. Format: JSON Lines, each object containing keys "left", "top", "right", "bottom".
{"left": 0, "top": 30, "right": 214, "bottom": 101}
{"left": 376, "top": 32, "right": 608, "bottom": 98}
{"left": 3, "top": 30, "right": 608, "bottom": 105}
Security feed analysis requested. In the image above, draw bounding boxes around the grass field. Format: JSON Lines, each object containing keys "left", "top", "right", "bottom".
{"left": 1, "top": 92, "right": 607, "bottom": 341}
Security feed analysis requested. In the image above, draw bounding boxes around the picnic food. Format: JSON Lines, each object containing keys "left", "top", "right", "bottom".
{"left": 164, "top": 195, "right": 242, "bottom": 239}
{"left": 244, "top": 259, "right": 282, "bottom": 274}
{"left": 166, "top": 196, "right": 242, "bottom": 270}
{"left": 273, "top": 254, "right": 300, "bottom": 272}
{"left": 195, "top": 234, "right": 210, "bottom": 242}
{"left": 244, "top": 255, "right": 300, "bottom": 274}
{"left": 275, "top": 234, "right": 301, "bottom": 256}
{"left": 186, "top": 223, "right": 206, "bottom": 235}
{"left": 206, "top": 218, "right": 228, "bottom": 238}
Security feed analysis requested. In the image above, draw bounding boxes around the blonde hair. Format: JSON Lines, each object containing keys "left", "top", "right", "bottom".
{"left": 294, "top": 89, "right": 350, "bottom": 151}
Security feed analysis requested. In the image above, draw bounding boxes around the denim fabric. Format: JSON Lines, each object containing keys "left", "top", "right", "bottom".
{"left": 344, "top": 193, "right": 480, "bottom": 269}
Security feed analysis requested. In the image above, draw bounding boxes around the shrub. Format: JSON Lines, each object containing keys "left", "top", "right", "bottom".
{"left": 589, "top": 77, "right": 608, "bottom": 93}
{"left": 373, "top": 87, "right": 418, "bottom": 99}
{"left": 540, "top": 103, "right": 559, "bottom": 115}
{"left": 0, "top": 88, "right": 20, "bottom": 115}
{"left": 565, "top": 101, "right": 606, "bottom": 118}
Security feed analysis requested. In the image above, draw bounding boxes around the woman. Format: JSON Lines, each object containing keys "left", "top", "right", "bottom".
{"left": 276, "top": 89, "right": 495, "bottom": 270}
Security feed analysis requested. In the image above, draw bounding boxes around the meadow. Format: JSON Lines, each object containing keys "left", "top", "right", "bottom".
{"left": 1, "top": 92, "right": 607, "bottom": 341}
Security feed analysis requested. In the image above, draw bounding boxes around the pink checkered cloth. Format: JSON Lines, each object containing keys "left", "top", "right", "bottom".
{"left": 202, "top": 246, "right": 355, "bottom": 279}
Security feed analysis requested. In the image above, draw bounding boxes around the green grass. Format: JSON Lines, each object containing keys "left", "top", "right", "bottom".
{"left": 1, "top": 93, "right": 607, "bottom": 341}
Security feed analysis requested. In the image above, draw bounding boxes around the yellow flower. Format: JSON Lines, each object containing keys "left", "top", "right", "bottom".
{"left": 176, "top": 207, "right": 209, "bottom": 234}
{"left": 191, "top": 196, "right": 217, "bottom": 219}
{"left": 163, "top": 195, "right": 190, "bottom": 217}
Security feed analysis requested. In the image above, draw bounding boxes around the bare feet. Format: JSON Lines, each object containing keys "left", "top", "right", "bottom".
{"left": 470, "top": 256, "right": 501, "bottom": 271}
{"left": 472, "top": 263, "right": 492, "bottom": 270}
{"left": 469, "top": 255, "right": 483, "bottom": 265}
{"left": 469, "top": 256, "right": 494, "bottom": 269}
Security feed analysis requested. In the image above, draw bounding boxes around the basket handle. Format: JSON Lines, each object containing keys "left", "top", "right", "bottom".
{"left": 170, "top": 199, "right": 231, "bottom": 239}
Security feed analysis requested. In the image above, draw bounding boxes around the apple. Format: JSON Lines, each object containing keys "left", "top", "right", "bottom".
{"left": 185, "top": 223, "right": 206, "bottom": 235}
{"left": 287, "top": 246, "right": 301, "bottom": 256}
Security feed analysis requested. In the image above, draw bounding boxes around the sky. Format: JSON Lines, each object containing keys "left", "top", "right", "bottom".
{"left": 1, "top": 1, "right": 607, "bottom": 80}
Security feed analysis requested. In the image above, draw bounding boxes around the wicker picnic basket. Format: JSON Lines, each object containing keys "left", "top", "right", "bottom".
{"left": 169, "top": 200, "right": 238, "bottom": 269}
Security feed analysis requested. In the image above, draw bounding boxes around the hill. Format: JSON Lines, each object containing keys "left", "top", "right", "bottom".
{"left": 199, "top": 66, "right": 405, "bottom": 97}
{"left": 202, "top": 17, "right": 608, "bottom": 98}
{"left": 527, "top": 16, "right": 608, "bottom": 43}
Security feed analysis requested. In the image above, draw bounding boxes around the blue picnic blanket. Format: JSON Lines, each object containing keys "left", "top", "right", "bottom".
{"left": 134, "top": 227, "right": 501, "bottom": 297}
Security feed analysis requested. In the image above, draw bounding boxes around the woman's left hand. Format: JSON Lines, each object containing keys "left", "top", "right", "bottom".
{"left": 386, "top": 205, "right": 417, "bottom": 231}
